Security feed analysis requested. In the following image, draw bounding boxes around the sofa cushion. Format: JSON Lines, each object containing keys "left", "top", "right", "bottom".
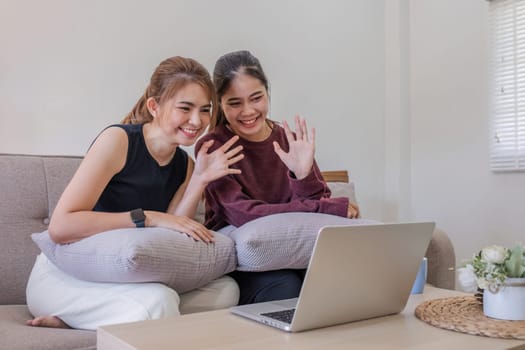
{"left": 32, "top": 228, "right": 237, "bottom": 293}
{"left": 327, "top": 181, "right": 358, "bottom": 205}
{"left": 0, "top": 155, "right": 82, "bottom": 305}
{"left": 219, "top": 212, "right": 379, "bottom": 271}
{"left": 0, "top": 305, "right": 95, "bottom": 350}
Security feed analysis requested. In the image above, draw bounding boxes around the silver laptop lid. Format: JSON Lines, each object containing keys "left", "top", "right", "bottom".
{"left": 290, "top": 222, "right": 435, "bottom": 332}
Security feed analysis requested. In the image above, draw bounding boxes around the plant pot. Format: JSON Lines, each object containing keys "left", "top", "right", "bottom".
{"left": 483, "top": 278, "right": 525, "bottom": 321}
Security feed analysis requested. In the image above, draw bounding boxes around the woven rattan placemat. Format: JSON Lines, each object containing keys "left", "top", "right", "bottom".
{"left": 415, "top": 296, "right": 525, "bottom": 339}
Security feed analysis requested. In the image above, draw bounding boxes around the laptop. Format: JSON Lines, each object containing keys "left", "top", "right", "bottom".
{"left": 230, "top": 222, "right": 435, "bottom": 332}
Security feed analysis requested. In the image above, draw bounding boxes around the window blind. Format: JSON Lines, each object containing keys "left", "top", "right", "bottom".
{"left": 489, "top": 0, "right": 525, "bottom": 171}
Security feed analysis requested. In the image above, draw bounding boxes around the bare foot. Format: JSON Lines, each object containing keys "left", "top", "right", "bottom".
{"left": 26, "top": 316, "right": 70, "bottom": 328}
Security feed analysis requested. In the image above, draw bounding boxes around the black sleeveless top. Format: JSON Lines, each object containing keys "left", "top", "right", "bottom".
{"left": 93, "top": 124, "right": 188, "bottom": 213}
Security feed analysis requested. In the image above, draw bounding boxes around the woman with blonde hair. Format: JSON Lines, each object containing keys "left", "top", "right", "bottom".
{"left": 26, "top": 56, "right": 243, "bottom": 330}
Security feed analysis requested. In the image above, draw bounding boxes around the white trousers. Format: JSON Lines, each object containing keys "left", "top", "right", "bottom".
{"left": 26, "top": 253, "right": 239, "bottom": 330}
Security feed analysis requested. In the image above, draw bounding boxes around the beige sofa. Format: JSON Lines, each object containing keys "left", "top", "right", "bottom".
{"left": 0, "top": 154, "right": 455, "bottom": 350}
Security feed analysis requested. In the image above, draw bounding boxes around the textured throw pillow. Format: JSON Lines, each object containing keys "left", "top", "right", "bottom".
{"left": 219, "top": 213, "right": 379, "bottom": 272}
{"left": 327, "top": 181, "right": 358, "bottom": 206}
{"left": 32, "top": 228, "right": 237, "bottom": 293}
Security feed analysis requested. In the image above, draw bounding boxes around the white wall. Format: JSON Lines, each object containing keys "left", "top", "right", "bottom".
{"left": 408, "top": 0, "right": 525, "bottom": 265}
{"left": 3, "top": 0, "right": 519, "bottom": 272}
{"left": 384, "top": 0, "right": 411, "bottom": 222}
{"left": 0, "top": 0, "right": 386, "bottom": 221}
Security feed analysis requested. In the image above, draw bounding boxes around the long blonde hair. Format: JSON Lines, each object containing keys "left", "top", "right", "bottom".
{"left": 122, "top": 56, "right": 217, "bottom": 124}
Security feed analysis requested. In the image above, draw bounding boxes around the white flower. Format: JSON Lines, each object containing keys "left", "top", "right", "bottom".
{"left": 462, "top": 243, "right": 524, "bottom": 293}
{"left": 481, "top": 245, "right": 507, "bottom": 264}
{"left": 457, "top": 265, "right": 478, "bottom": 293}
{"left": 476, "top": 276, "right": 489, "bottom": 290}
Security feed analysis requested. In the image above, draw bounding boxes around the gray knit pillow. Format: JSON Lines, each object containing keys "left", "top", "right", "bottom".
{"left": 32, "top": 228, "right": 237, "bottom": 293}
{"left": 219, "top": 213, "right": 379, "bottom": 272}
{"left": 328, "top": 181, "right": 358, "bottom": 206}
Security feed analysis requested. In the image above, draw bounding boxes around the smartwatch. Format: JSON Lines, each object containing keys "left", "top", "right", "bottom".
{"left": 130, "top": 208, "right": 146, "bottom": 228}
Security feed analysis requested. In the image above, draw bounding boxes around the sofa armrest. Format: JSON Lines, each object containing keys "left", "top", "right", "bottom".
{"left": 425, "top": 227, "right": 456, "bottom": 290}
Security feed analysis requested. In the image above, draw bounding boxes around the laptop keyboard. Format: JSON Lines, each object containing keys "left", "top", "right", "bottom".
{"left": 261, "top": 308, "right": 296, "bottom": 324}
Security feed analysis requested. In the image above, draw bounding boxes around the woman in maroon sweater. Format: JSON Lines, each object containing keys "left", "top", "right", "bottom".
{"left": 195, "top": 50, "right": 359, "bottom": 304}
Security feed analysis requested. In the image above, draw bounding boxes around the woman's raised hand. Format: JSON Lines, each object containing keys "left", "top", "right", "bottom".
{"left": 194, "top": 135, "right": 244, "bottom": 184}
{"left": 273, "top": 115, "right": 315, "bottom": 180}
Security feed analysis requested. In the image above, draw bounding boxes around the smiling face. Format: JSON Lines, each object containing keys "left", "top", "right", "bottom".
{"left": 220, "top": 73, "right": 270, "bottom": 142}
{"left": 153, "top": 82, "right": 212, "bottom": 146}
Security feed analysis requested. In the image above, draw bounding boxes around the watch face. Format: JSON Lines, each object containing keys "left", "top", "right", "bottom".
{"left": 134, "top": 209, "right": 146, "bottom": 221}
{"left": 131, "top": 208, "right": 146, "bottom": 227}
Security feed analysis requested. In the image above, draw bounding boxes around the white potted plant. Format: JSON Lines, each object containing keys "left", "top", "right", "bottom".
{"left": 458, "top": 244, "right": 525, "bottom": 321}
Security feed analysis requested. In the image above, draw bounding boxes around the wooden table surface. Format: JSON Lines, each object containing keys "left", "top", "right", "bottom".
{"left": 98, "top": 286, "right": 525, "bottom": 350}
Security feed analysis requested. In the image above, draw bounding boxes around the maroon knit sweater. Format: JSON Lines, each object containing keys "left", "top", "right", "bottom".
{"left": 195, "top": 123, "right": 349, "bottom": 230}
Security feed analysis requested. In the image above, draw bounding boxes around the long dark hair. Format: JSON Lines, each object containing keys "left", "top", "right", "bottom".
{"left": 122, "top": 56, "right": 217, "bottom": 125}
{"left": 211, "top": 50, "right": 269, "bottom": 131}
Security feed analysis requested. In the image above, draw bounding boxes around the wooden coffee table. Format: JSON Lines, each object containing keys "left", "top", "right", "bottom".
{"left": 97, "top": 286, "right": 525, "bottom": 350}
